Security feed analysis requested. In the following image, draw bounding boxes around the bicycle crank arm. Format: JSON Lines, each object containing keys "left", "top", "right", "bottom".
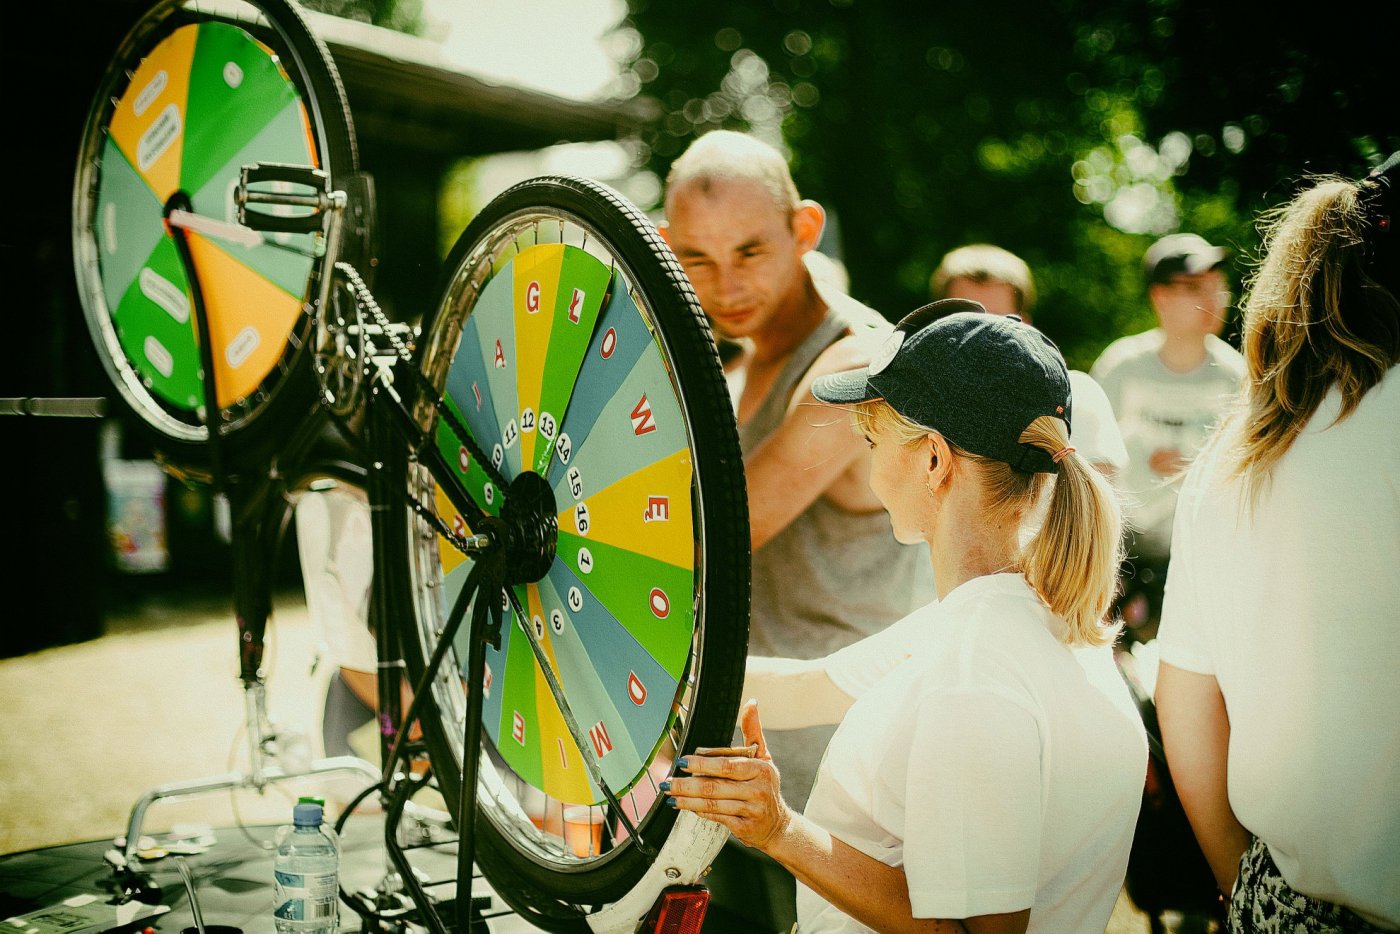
{"left": 167, "top": 209, "right": 263, "bottom": 248}
{"left": 236, "top": 162, "right": 345, "bottom": 234}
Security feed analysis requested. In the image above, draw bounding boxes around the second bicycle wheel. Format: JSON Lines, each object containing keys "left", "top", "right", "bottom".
{"left": 380, "top": 176, "right": 749, "bottom": 927}
{"left": 71, "top": 0, "right": 363, "bottom": 472}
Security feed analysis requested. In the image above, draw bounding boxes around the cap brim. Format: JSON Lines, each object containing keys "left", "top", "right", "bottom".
{"left": 1180, "top": 245, "right": 1228, "bottom": 274}
{"left": 811, "top": 367, "right": 882, "bottom": 405}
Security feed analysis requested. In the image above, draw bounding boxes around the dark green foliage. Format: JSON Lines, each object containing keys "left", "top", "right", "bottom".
{"left": 618, "top": 0, "right": 1394, "bottom": 368}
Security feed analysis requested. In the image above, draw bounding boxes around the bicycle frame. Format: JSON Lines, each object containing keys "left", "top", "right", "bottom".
{"left": 161, "top": 166, "right": 725, "bottom": 934}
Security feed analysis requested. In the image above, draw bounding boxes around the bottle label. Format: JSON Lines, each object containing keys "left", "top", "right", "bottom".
{"left": 274, "top": 869, "right": 338, "bottom": 921}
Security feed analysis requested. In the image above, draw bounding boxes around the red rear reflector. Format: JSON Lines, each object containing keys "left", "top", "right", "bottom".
{"left": 642, "top": 885, "right": 710, "bottom": 934}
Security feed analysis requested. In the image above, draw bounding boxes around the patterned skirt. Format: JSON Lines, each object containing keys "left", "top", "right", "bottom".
{"left": 1229, "top": 838, "right": 1389, "bottom": 934}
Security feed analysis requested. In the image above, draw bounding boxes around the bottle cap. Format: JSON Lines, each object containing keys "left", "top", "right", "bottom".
{"left": 292, "top": 802, "right": 323, "bottom": 827}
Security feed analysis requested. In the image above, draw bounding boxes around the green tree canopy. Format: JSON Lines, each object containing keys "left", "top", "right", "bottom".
{"left": 618, "top": 0, "right": 1393, "bottom": 369}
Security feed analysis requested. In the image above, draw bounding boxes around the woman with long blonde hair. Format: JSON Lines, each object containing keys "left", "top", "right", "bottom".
{"left": 666, "top": 301, "right": 1147, "bottom": 933}
{"left": 1156, "top": 152, "right": 1400, "bottom": 933}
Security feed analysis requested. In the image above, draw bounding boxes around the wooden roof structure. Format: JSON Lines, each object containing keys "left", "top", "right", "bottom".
{"left": 304, "top": 10, "right": 658, "bottom": 158}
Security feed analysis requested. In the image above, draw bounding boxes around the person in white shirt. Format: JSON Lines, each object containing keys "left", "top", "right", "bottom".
{"left": 1091, "top": 233, "right": 1245, "bottom": 641}
{"left": 664, "top": 303, "right": 1147, "bottom": 933}
{"left": 1156, "top": 153, "right": 1400, "bottom": 933}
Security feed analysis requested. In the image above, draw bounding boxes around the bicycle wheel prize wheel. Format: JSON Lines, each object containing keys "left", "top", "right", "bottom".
{"left": 72, "top": 0, "right": 359, "bottom": 471}
{"left": 385, "top": 176, "right": 750, "bottom": 928}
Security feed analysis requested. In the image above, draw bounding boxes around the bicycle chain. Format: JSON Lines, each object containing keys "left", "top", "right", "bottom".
{"left": 334, "top": 262, "right": 511, "bottom": 561}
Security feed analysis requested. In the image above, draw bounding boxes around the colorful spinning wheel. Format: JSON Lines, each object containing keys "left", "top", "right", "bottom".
{"left": 72, "top": 0, "right": 357, "bottom": 467}
{"left": 385, "top": 177, "right": 750, "bottom": 927}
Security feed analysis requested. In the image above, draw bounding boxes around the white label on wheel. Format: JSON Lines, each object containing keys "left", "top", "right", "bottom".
{"left": 225, "top": 326, "right": 260, "bottom": 368}
{"left": 491, "top": 444, "right": 504, "bottom": 469}
{"left": 539, "top": 412, "right": 557, "bottom": 441}
{"left": 567, "top": 466, "right": 584, "bottom": 500}
{"left": 550, "top": 609, "right": 565, "bottom": 634}
{"left": 649, "top": 588, "right": 670, "bottom": 619}
{"left": 574, "top": 503, "right": 591, "bottom": 536}
{"left": 644, "top": 496, "right": 669, "bottom": 522}
{"left": 458, "top": 446, "right": 471, "bottom": 473}
{"left": 103, "top": 203, "right": 119, "bottom": 253}
{"left": 520, "top": 408, "right": 536, "bottom": 433}
{"left": 223, "top": 61, "right": 244, "bottom": 89}
{"left": 556, "top": 433, "right": 573, "bottom": 464}
{"left": 139, "top": 267, "right": 189, "bottom": 324}
{"left": 532, "top": 615, "right": 544, "bottom": 639}
{"left": 503, "top": 419, "right": 519, "bottom": 449}
{"left": 138, "top": 103, "right": 181, "bottom": 171}
{"left": 630, "top": 395, "right": 656, "bottom": 435}
{"left": 143, "top": 336, "right": 175, "bottom": 378}
{"left": 483, "top": 482, "right": 495, "bottom": 506}
{"left": 134, "top": 70, "right": 167, "bottom": 117}
{"left": 568, "top": 586, "right": 584, "bottom": 612}
{"left": 577, "top": 548, "right": 594, "bottom": 575}
{"left": 589, "top": 721, "right": 613, "bottom": 758}
{"left": 627, "top": 671, "right": 647, "bottom": 706}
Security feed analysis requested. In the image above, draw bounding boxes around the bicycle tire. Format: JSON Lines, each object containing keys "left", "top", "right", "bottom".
{"left": 378, "top": 175, "right": 750, "bottom": 927}
{"left": 71, "top": 0, "right": 362, "bottom": 474}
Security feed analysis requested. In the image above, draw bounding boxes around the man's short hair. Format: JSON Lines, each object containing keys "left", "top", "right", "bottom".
{"left": 928, "top": 243, "right": 1037, "bottom": 314}
{"left": 664, "top": 130, "right": 800, "bottom": 216}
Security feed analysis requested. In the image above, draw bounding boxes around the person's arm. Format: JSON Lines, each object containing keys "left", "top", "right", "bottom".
{"left": 767, "top": 814, "right": 1026, "bottom": 933}
{"left": 742, "top": 656, "right": 856, "bottom": 730}
{"left": 745, "top": 335, "right": 879, "bottom": 549}
{"left": 1155, "top": 662, "right": 1250, "bottom": 894}
{"left": 671, "top": 702, "right": 1029, "bottom": 934}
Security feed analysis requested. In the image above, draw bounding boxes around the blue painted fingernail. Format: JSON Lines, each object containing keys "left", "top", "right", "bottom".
{"left": 676, "top": 757, "right": 689, "bottom": 769}
{"left": 658, "top": 780, "right": 671, "bottom": 792}
{"left": 665, "top": 796, "right": 677, "bottom": 807}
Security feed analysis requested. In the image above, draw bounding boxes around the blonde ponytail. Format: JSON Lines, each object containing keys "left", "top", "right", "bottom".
{"left": 1015, "top": 417, "right": 1124, "bottom": 646}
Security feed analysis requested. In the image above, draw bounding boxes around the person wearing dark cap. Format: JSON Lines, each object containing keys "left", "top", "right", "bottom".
{"left": 666, "top": 302, "right": 1147, "bottom": 933}
{"left": 1155, "top": 153, "right": 1400, "bottom": 932}
{"left": 1089, "top": 232, "right": 1245, "bottom": 640}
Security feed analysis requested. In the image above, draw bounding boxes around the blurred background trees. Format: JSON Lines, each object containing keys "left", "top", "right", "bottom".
{"left": 615, "top": 0, "right": 1394, "bottom": 368}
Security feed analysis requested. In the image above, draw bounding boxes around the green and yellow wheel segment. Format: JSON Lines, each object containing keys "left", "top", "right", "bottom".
{"left": 427, "top": 243, "right": 695, "bottom": 806}
{"left": 92, "top": 20, "right": 319, "bottom": 412}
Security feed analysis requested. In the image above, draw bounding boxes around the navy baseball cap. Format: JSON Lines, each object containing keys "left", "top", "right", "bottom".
{"left": 811, "top": 299, "right": 1072, "bottom": 474}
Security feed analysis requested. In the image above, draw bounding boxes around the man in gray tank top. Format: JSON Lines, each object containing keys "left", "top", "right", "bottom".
{"left": 660, "top": 130, "right": 935, "bottom": 928}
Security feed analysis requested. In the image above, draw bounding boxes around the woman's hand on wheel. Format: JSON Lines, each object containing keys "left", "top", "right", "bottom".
{"left": 664, "top": 699, "right": 793, "bottom": 852}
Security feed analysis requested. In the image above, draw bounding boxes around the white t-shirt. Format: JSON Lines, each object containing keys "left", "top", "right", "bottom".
{"left": 1091, "top": 329, "right": 1244, "bottom": 556}
{"left": 800, "top": 574, "right": 1146, "bottom": 933}
{"left": 1157, "top": 368, "right": 1400, "bottom": 930}
{"left": 1068, "top": 369, "right": 1129, "bottom": 472}
{"left": 295, "top": 485, "right": 376, "bottom": 672}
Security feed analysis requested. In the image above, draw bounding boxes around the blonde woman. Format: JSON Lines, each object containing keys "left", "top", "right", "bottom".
{"left": 665, "top": 301, "right": 1147, "bottom": 933}
{"left": 1155, "top": 152, "right": 1400, "bottom": 933}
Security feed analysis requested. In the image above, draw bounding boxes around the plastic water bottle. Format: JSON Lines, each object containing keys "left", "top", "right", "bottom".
{"left": 273, "top": 802, "right": 340, "bottom": 934}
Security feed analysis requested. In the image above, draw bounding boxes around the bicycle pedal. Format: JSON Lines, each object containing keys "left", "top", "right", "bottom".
{"left": 237, "top": 162, "right": 344, "bottom": 233}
